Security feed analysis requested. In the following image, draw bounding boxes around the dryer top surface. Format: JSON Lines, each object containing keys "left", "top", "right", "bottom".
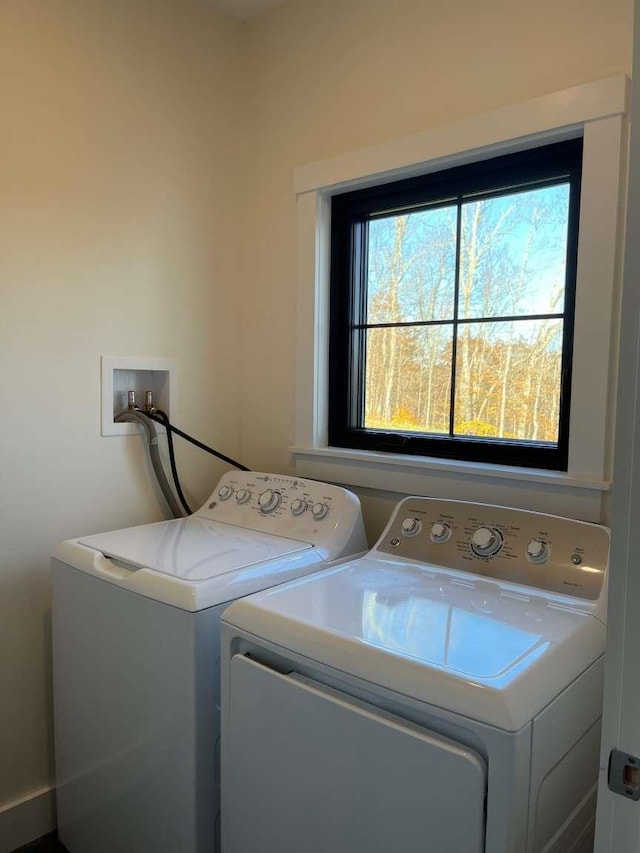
{"left": 223, "top": 554, "right": 606, "bottom": 730}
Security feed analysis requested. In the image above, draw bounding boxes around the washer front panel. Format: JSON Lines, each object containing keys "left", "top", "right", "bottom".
{"left": 376, "top": 498, "right": 608, "bottom": 601}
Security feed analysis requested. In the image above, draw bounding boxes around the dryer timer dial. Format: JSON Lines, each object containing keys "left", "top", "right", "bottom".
{"left": 471, "top": 526, "right": 503, "bottom": 558}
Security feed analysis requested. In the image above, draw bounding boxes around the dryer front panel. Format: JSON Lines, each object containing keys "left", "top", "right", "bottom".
{"left": 222, "top": 653, "right": 486, "bottom": 853}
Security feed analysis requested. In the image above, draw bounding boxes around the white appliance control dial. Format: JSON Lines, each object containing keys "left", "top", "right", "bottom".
{"left": 311, "top": 502, "right": 329, "bottom": 520}
{"left": 218, "top": 485, "right": 233, "bottom": 501}
{"left": 290, "top": 498, "right": 307, "bottom": 516}
{"left": 430, "top": 521, "right": 451, "bottom": 543}
{"left": 526, "top": 539, "right": 549, "bottom": 564}
{"left": 258, "top": 489, "right": 281, "bottom": 514}
{"left": 235, "top": 489, "right": 251, "bottom": 505}
{"left": 471, "top": 526, "right": 503, "bottom": 558}
{"left": 401, "top": 517, "right": 422, "bottom": 537}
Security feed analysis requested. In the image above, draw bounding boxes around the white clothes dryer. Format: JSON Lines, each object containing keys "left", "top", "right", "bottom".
{"left": 221, "top": 496, "right": 609, "bottom": 853}
{"left": 52, "top": 471, "right": 366, "bottom": 853}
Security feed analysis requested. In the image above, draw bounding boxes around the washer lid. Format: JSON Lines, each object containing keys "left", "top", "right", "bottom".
{"left": 54, "top": 517, "right": 317, "bottom": 612}
{"left": 223, "top": 555, "right": 607, "bottom": 731}
{"left": 78, "top": 517, "right": 310, "bottom": 580}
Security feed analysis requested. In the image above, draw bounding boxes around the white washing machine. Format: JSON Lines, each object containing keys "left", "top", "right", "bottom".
{"left": 221, "top": 496, "right": 609, "bottom": 853}
{"left": 51, "top": 471, "right": 366, "bottom": 853}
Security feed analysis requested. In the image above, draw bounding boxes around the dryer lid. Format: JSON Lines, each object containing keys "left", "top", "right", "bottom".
{"left": 222, "top": 555, "right": 607, "bottom": 731}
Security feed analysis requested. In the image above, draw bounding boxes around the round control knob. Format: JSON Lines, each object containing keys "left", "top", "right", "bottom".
{"left": 430, "top": 521, "right": 451, "bottom": 543}
{"left": 401, "top": 517, "right": 422, "bottom": 537}
{"left": 311, "top": 502, "right": 329, "bottom": 520}
{"left": 258, "top": 489, "right": 281, "bottom": 514}
{"left": 218, "top": 485, "right": 233, "bottom": 501}
{"left": 291, "top": 498, "right": 307, "bottom": 516}
{"left": 236, "top": 489, "right": 251, "bottom": 505}
{"left": 526, "top": 539, "right": 549, "bottom": 564}
{"left": 471, "top": 526, "right": 503, "bottom": 557}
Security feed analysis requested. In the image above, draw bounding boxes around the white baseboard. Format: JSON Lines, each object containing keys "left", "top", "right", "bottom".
{"left": 0, "top": 787, "right": 56, "bottom": 853}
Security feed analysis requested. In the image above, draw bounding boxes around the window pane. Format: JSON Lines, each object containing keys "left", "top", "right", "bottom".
{"left": 453, "top": 319, "right": 563, "bottom": 443}
{"left": 459, "top": 184, "right": 570, "bottom": 319}
{"left": 330, "top": 138, "right": 581, "bottom": 469}
{"left": 364, "top": 326, "right": 452, "bottom": 434}
{"left": 367, "top": 206, "right": 457, "bottom": 324}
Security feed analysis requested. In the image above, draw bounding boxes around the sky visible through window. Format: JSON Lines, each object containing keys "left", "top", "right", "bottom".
{"left": 363, "top": 183, "right": 570, "bottom": 444}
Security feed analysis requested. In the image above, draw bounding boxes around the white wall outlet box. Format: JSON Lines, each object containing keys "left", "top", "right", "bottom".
{"left": 101, "top": 356, "right": 178, "bottom": 436}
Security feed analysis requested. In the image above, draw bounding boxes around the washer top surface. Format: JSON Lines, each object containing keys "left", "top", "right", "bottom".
{"left": 55, "top": 519, "right": 317, "bottom": 612}
{"left": 223, "top": 497, "right": 609, "bottom": 732}
{"left": 78, "top": 517, "right": 309, "bottom": 581}
{"left": 53, "top": 471, "right": 367, "bottom": 612}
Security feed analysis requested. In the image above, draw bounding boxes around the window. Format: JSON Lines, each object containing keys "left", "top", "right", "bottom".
{"left": 293, "top": 78, "right": 625, "bottom": 509}
{"left": 329, "top": 140, "right": 583, "bottom": 470}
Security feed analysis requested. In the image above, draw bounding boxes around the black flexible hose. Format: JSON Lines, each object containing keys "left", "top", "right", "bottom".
{"left": 153, "top": 410, "right": 193, "bottom": 515}
{"left": 148, "top": 411, "right": 250, "bottom": 472}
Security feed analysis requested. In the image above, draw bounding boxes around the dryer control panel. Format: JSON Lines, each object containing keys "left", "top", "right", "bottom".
{"left": 195, "top": 472, "right": 367, "bottom": 561}
{"left": 376, "top": 497, "right": 609, "bottom": 602}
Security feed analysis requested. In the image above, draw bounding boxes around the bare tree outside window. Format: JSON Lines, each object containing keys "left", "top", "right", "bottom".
{"left": 362, "top": 184, "right": 569, "bottom": 445}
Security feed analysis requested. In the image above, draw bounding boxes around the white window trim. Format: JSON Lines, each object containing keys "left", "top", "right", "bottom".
{"left": 291, "top": 77, "right": 628, "bottom": 514}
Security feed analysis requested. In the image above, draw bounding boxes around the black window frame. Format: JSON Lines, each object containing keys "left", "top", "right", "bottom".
{"left": 328, "top": 138, "right": 583, "bottom": 471}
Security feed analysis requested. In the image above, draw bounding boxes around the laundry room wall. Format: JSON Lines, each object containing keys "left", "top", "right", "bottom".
{"left": 237, "top": 0, "right": 634, "bottom": 541}
{"left": 0, "top": 0, "right": 244, "bottom": 836}
{"left": 0, "top": 0, "right": 634, "bottom": 843}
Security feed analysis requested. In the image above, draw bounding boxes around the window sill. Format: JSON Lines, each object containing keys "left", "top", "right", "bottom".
{"left": 291, "top": 444, "right": 610, "bottom": 493}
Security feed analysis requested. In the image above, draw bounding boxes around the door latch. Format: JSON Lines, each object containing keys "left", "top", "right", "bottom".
{"left": 608, "top": 749, "right": 640, "bottom": 800}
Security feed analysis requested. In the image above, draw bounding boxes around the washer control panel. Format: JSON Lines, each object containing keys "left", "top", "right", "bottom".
{"left": 195, "top": 471, "right": 366, "bottom": 559}
{"left": 377, "top": 497, "right": 609, "bottom": 601}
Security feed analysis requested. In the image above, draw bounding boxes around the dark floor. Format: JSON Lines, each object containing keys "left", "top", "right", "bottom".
{"left": 11, "top": 832, "right": 68, "bottom": 853}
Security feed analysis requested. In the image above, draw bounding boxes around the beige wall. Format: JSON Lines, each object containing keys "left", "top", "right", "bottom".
{"left": 0, "top": 0, "right": 244, "bottom": 814}
{"left": 239, "top": 0, "right": 633, "bottom": 540}
{"left": 0, "top": 0, "right": 634, "bottom": 831}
